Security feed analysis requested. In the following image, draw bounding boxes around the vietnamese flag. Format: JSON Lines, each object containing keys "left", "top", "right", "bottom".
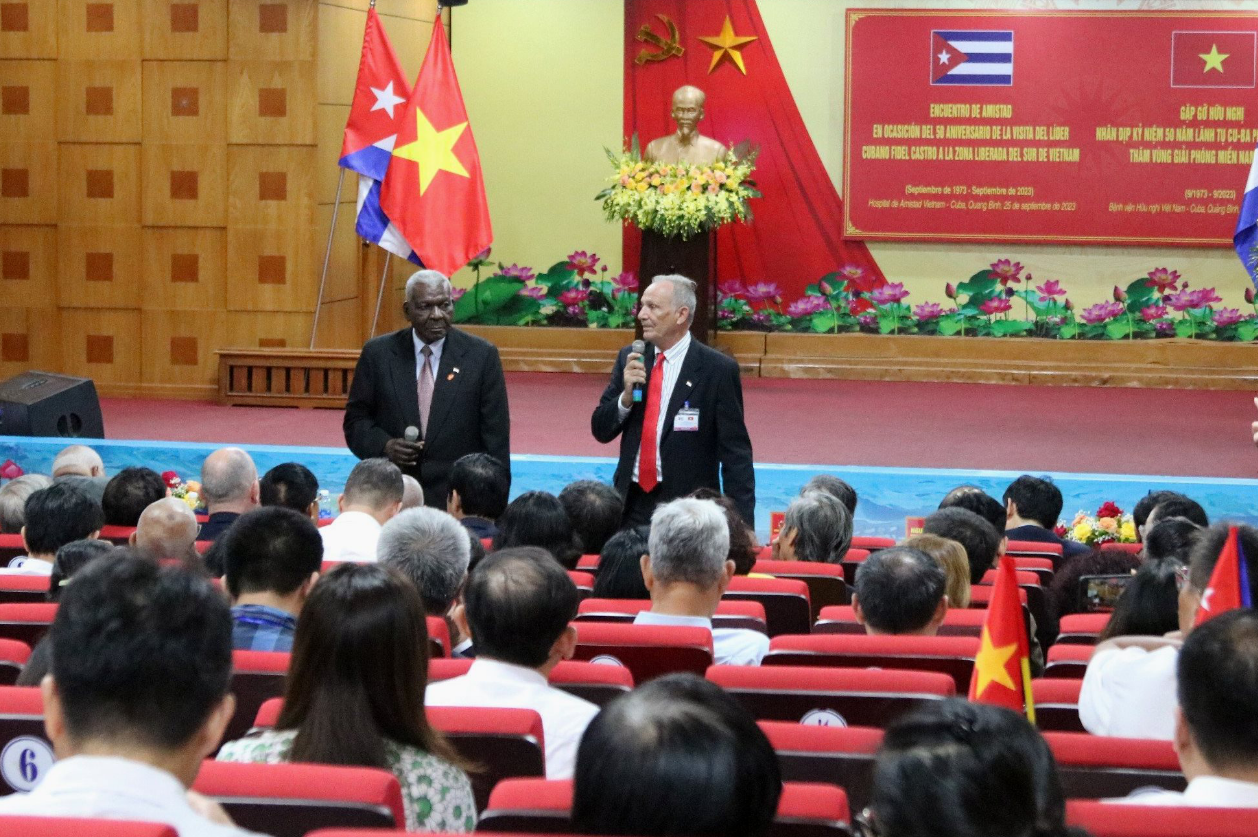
{"left": 969, "top": 556, "right": 1035, "bottom": 722}
{"left": 380, "top": 17, "right": 492, "bottom": 276}
{"left": 1193, "top": 527, "right": 1254, "bottom": 626}
{"left": 1171, "top": 32, "right": 1257, "bottom": 89}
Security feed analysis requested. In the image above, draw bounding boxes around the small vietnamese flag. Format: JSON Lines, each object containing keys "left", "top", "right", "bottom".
{"left": 380, "top": 16, "right": 492, "bottom": 276}
{"left": 1193, "top": 527, "right": 1253, "bottom": 626}
{"left": 969, "top": 555, "right": 1035, "bottom": 722}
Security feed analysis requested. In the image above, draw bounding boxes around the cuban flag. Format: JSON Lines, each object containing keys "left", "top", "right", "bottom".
{"left": 340, "top": 9, "right": 421, "bottom": 264}
{"left": 931, "top": 31, "right": 1014, "bottom": 86}
{"left": 1236, "top": 144, "right": 1258, "bottom": 287}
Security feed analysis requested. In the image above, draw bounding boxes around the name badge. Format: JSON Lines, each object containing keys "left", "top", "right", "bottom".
{"left": 674, "top": 407, "right": 699, "bottom": 432}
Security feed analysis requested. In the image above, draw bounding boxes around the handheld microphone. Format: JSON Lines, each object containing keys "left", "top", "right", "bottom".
{"left": 630, "top": 340, "right": 646, "bottom": 403}
{"left": 403, "top": 426, "right": 419, "bottom": 443}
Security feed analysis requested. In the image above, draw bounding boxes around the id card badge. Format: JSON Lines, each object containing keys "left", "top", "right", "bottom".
{"left": 674, "top": 403, "right": 700, "bottom": 432}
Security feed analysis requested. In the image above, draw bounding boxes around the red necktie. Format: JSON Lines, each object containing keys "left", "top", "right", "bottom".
{"left": 638, "top": 354, "right": 664, "bottom": 493}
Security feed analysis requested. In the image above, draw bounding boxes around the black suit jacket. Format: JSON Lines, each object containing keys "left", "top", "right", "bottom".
{"left": 1006, "top": 524, "right": 1091, "bottom": 564}
{"left": 591, "top": 340, "right": 755, "bottom": 523}
{"left": 344, "top": 327, "right": 511, "bottom": 507}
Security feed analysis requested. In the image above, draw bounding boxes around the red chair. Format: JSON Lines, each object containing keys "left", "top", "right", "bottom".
{"left": 194, "top": 540, "right": 212, "bottom": 554}
{"left": 0, "top": 602, "right": 57, "bottom": 647}
{"left": 566, "top": 570, "right": 595, "bottom": 598}
{"left": 576, "top": 598, "right": 768, "bottom": 633}
{"left": 1031, "top": 678, "right": 1085, "bottom": 733}
{"left": 1044, "top": 731, "right": 1184, "bottom": 799}
{"left": 0, "top": 534, "right": 25, "bottom": 565}
{"left": 0, "top": 685, "right": 51, "bottom": 794}
{"left": 1006, "top": 540, "right": 1064, "bottom": 560}
{"left": 765, "top": 634, "right": 979, "bottom": 690}
{"left": 0, "top": 819, "right": 176, "bottom": 837}
{"left": 1010, "top": 555, "right": 1055, "bottom": 585}
{"left": 1056, "top": 613, "right": 1110, "bottom": 645}
{"left": 0, "top": 575, "right": 50, "bottom": 605}
{"left": 762, "top": 721, "right": 884, "bottom": 815}
{"left": 225, "top": 650, "right": 288, "bottom": 747}
{"left": 812, "top": 605, "right": 987, "bottom": 638}
{"left": 725, "top": 576, "right": 812, "bottom": 636}
{"left": 97, "top": 525, "right": 136, "bottom": 545}
{"left": 0, "top": 639, "right": 31, "bottom": 687}
{"left": 1066, "top": 800, "right": 1258, "bottom": 837}
{"left": 838, "top": 549, "right": 871, "bottom": 586}
{"left": 571, "top": 622, "right": 713, "bottom": 682}
{"left": 1099, "top": 542, "right": 1142, "bottom": 555}
{"left": 426, "top": 658, "right": 632, "bottom": 707}
{"left": 193, "top": 760, "right": 404, "bottom": 837}
{"left": 850, "top": 536, "right": 894, "bottom": 551}
{"left": 575, "top": 555, "right": 599, "bottom": 572}
{"left": 709, "top": 664, "right": 953, "bottom": 727}
{"left": 426, "top": 615, "right": 449, "bottom": 658}
{"left": 749, "top": 560, "right": 848, "bottom": 618}
{"left": 1044, "top": 643, "right": 1093, "bottom": 678}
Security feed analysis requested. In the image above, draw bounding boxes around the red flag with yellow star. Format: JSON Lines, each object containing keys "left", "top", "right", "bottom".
{"left": 969, "top": 556, "right": 1035, "bottom": 721}
{"left": 380, "top": 17, "right": 491, "bottom": 276}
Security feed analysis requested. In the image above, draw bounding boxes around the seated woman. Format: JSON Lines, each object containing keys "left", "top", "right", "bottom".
{"left": 217, "top": 562, "right": 476, "bottom": 833}
{"left": 572, "top": 672, "right": 781, "bottom": 837}
{"left": 591, "top": 525, "right": 650, "bottom": 600}
{"left": 491, "top": 490, "right": 582, "bottom": 568}
{"left": 1098, "top": 559, "right": 1180, "bottom": 641}
{"left": 863, "top": 699, "right": 1084, "bottom": 837}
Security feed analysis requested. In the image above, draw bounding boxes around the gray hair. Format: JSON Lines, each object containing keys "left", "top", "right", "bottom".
{"left": 199, "top": 447, "right": 257, "bottom": 505}
{"left": 400, "top": 475, "right": 424, "bottom": 510}
{"left": 52, "top": 445, "right": 103, "bottom": 478}
{"left": 784, "top": 491, "right": 852, "bottom": 563}
{"left": 405, "top": 269, "right": 451, "bottom": 298}
{"left": 651, "top": 274, "right": 697, "bottom": 324}
{"left": 0, "top": 474, "right": 53, "bottom": 533}
{"left": 647, "top": 498, "right": 729, "bottom": 588}
{"left": 378, "top": 507, "right": 471, "bottom": 613}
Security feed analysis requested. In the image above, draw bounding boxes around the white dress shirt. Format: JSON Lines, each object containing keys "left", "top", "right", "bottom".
{"left": 632, "top": 609, "right": 769, "bottom": 666}
{"left": 0, "top": 755, "right": 257, "bottom": 836}
{"left": 319, "top": 511, "right": 383, "bottom": 563}
{"left": 617, "top": 332, "right": 692, "bottom": 485}
{"left": 412, "top": 332, "right": 445, "bottom": 380}
{"left": 424, "top": 658, "right": 599, "bottom": 780}
{"left": 1114, "top": 776, "right": 1258, "bottom": 807}
{"left": 0, "top": 556, "right": 52, "bottom": 575}
{"left": 1078, "top": 644, "right": 1179, "bottom": 740}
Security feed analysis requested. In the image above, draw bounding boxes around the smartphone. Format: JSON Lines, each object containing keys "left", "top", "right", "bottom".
{"left": 1079, "top": 573, "right": 1134, "bottom": 612}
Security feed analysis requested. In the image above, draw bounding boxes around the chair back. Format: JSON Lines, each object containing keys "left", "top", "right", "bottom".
{"left": 0, "top": 639, "right": 31, "bottom": 687}
{"left": 750, "top": 560, "right": 849, "bottom": 619}
{"left": 226, "top": 650, "right": 289, "bottom": 746}
{"left": 765, "top": 634, "right": 979, "bottom": 690}
{"left": 1065, "top": 800, "right": 1258, "bottom": 837}
{"left": 0, "top": 685, "right": 52, "bottom": 795}
{"left": 427, "top": 706, "right": 546, "bottom": 812}
{"left": 426, "top": 615, "right": 450, "bottom": 658}
{"left": 0, "top": 818, "right": 177, "bottom": 837}
{"left": 425, "top": 658, "right": 632, "bottom": 708}
{"left": 0, "top": 535, "right": 25, "bottom": 566}
{"left": 570, "top": 623, "right": 713, "bottom": 682}
{"left": 1056, "top": 613, "right": 1109, "bottom": 645}
{"left": 576, "top": 598, "right": 768, "bottom": 633}
{"left": 0, "top": 602, "right": 57, "bottom": 648}
{"left": 812, "top": 605, "right": 987, "bottom": 638}
{"left": 1031, "top": 678, "right": 1085, "bottom": 733}
{"left": 725, "top": 576, "right": 812, "bottom": 636}
{"left": 1044, "top": 732, "right": 1184, "bottom": 799}
{"left": 0, "top": 575, "right": 51, "bottom": 605}
{"left": 1044, "top": 643, "right": 1093, "bottom": 679}
{"left": 761, "top": 721, "right": 884, "bottom": 814}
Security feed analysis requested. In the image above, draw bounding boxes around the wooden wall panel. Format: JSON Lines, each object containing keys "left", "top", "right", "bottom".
{"left": 57, "top": 0, "right": 142, "bottom": 60}
{"left": 226, "top": 311, "right": 313, "bottom": 350}
{"left": 0, "top": 308, "right": 61, "bottom": 378}
{"left": 0, "top": 142, "right": 57, "bottom": 224}
{"left": 316, "top": 104, "right": 352, "bottom": 205}
{"left": 225, "top": 226, "right": 315, "bottom": 313}
{"left": 0, "top": 225, "right": 57, "bottom": 308}
{"left": 57, "top": 143, "right": 140, "bottom": 225}
{"left": 142, "top": 143, "right": 226, "bottom": 227}
{"left": 0, "top": 2, "right": 58, "bottom": 59}
{"left": 56, "top": 60, "right": 142, "bottom": 143}
{"left": 0, "top": 60, "right": 55, "bottom": 142}
{"left": 56, "top": 224, "right": 143, "bottom": 309}
{"left": 227, "top": 60, "right": 316, "bottom": 146}
{"left": 312, "top": 297, "right": 362, "bottom": 349}
{"left": 141, "top": 227, "right": 226, "bottom": 310}
{"left": 227, "top": 145, "right": 315, "bottom": 229}
{"left": 142, "top": 0, "right": 228, "bottom": 60}
{"left": 141, "top": 309, "right": 224, "bottom": 387}
{"left": 59, "top": 308, "right": 141, "bottom": 384}
{"left": 229, "top": 0, "right": 316, "bottom": 61}
{"left": 142, "top": 60, "right": 226, "bottom": 144}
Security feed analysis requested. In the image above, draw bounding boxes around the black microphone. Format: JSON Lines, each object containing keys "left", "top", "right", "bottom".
{"left": 630, "top": 340, "right": 646, "bottom": 403}
{"left": 403, "top": 426, "right": 419, "bottom": 443}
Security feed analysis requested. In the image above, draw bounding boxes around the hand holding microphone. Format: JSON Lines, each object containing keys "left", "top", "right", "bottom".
{"left": 384, "top": 425, "right": 423, "bottom": 468}
{"left": 621, "top": 339, "right": 648, "bottom": 408}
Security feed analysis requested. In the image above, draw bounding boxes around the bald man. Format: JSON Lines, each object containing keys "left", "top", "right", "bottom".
{"left": 130, "top": 498, "right": 200, "bottom": 567}
{"left": 401, "top": 475, "right": 424, "bottom": 510}
{"left": 196, "top": 447, "right": 259, "bottom": 554}
{"left": 51, "top": 444, "right": 109, "bottom": 505}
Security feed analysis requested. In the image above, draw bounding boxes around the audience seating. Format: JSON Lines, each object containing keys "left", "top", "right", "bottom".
{"left": 194, "top": 540, "right": 212, "bottom": 554}
{"left": 1010, "top": 555, "right": 1055, "bottom": 584}
{"left": 837, "top": 549, "right": 871, "bottom": 586}
{"left": 0, "top": 685, "right": 50, "bottom": 794}
{"left": 566, "top": 570, "right": 595, "bottom": 598}
{"left": 225, "top": 650, "right": 289, "bottom": 747}
{"left": 570, "top": 623, "right": 713, "bottom": 682}
{"left": 1056, "top": 613, "right": 1110, "bottom": 645}
{"left": 426, "top": 615, "right": 450, "bottom": 658}
{"left": 0, "top": 640, "right": 30, "bottom": 687}
{"left": 97, "top": 525, "right": 136, "bottom": 545}
{"left": 192, "top": 760, "right": 404, "bottom": 837}
{"left": 749, "top": 560, "right": 848, "bottom": 618}
{"left": 812, "top": 605, "right": 987, "bottom": 638}
{"left": 968, "top": 584, "right": 1028, "bottom": 608}
{"left": 725, "top": 576, "right": 812, "bottom": 636}
{"left": 761, "top": 721, "right": 884, "bottom": 815}
{"left": 1005, "top": 540, "right": 1064, "bottom": 560}
{"left": 850, "top": 536, "right": 893, "bottom": 551}
{"left": 1044, "top": 732, "right": 1185, "bottom": 799}
{"left": 0, "top": 603, "right": 57, "bottom": 647}
{"left": 1065, "top": 801, "right": 1258, "bottom": 837}
{"left": 764, "top": 634, "right": 979, "bottom": 690}
{"left": 0, "top": 575, "right": 51, "bottom": 605}
{"left": 708, "top": 664, "right": 953, "bottom": 727}
{"left": 0, "top": 819, "right": 177, "bottom": 837}
{"left": 576, "top": 598, "right": 769, "bottom": 633}
{"left": 0, "top": 534, "right": 25, "bottom": 566}
{"left": 1030, "top": 678, "right": 1085, "bottom": 732}
{"left": 426, "top": 658, "right": 634, "bottom": 707}
{"left": 575, "top": 555, "right": 599, "bottom": 572}
{"left": 1044, "top": 643, "right": 1093, "bottom": 678}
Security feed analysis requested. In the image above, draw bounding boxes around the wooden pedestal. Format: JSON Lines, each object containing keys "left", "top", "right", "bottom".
{"left": 638, "top": 229, "right": 714, "bottom": 343}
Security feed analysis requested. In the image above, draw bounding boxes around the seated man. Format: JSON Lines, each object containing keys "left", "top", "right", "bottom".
{"left": 221, "top": 508, "right": 322, "bottom": 652}
{"left": 51, "top": 444, "right": 109, "bottom": 504}
{"left": 772, "top": 491, "right": 851, "bottom": 564}
{"left": 559, "top": 480, "right": 624, "bottom": 555}
{"left": 1003, "top": 475, "right": 1088, "bottom": 561}
{"left": 0, "top": 553, "right": 251, "bottom": 835}
{"left": 401, "top": 475, "right": 424, "bottom": 510}
{"left": 802, "top": 474, "right": 858, "bottom": 517}
{"left": 634, "top": 498, "right": 769, "bottom": 666}
{"left": 938, "top": 487, "right": 1008, "bottom": 557}
{"left": 7, "top": 483, "right": 104, "bottom": 575}
{"left": 0, "top": 473, "right": 51, "bottom": 534}
{"left": 130, "top": 497, "right": 201, "bottom": 567}
{"left": 1145, "top": 495, "right": 1209, "bottom": 533}
{"left": 101, "top": 467, "right": 168, "bottom": 528}
{"left": 1134, "top": 490, "right": 1191, "bottom": 542}
{"left": 1117, "top": 609, "right": 1258, "bottom": 806}
{"left": 320, "top": 458, "right": 403, "bottom": 563}
{"left": 852, "top": 546, "right": 949, "bottom": 636}
{"left": 378, "top": 507, "right": 473, "bottom": 656}
{"left": 922, "top": 506, "right": 1001, "bottom": 585}
{"left": 198, "top": 447, "right": 261, "bottom": 555}
{"left": 445, "top": 453, "right": 510, "bottom": 541}
{"left": 425, "top": 549, "right": 598, "bottom": 779}
{"left": 259, "top": 463, "right": 320, "bottom": 521}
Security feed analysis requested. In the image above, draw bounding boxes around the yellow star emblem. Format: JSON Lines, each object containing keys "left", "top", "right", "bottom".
{"left": 972, "top": 626, "right": 1018, "bottom": 697}
{"left": 698, "top": 15, "right": 758, "bottom": 75}
{"left": 1200, "top": 44, "right": 1229, "bottom": 74}
{"left": 392, "top": 107, "right": 469, "bottom": 195}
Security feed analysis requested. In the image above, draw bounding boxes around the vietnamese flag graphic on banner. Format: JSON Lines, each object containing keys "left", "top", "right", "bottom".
{"left": 1171, "top": 31, "right": 1256, "bottom": 88}
{"left": 969, "top": 556, "right": 1036, "bottom": 721}
{"left": 380, "top": 17, "right": 492, "bottom": 276}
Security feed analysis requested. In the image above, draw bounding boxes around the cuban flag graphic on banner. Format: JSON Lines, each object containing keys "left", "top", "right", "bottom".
{"left": 1236, "top": 144, "right": 1258, "bottom": 287}
{"left": 340, "top": 9, "right": 421, "bottom": 264}
{"left": 931, "top": 31, "right": 1014, "bottom": 86}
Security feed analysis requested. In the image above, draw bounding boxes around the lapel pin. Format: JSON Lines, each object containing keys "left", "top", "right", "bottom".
{"left": 685, "top": 380, "right": 693, "bottom": 387}
{"left": 447, "top": 367, "right": 460, "bottom": 381}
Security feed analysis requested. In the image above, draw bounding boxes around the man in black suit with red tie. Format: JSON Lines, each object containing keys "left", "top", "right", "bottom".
{"left": 344, "top": 270, "right": 511, "bottom": 509}
{"left": 591, "top": 274, "right": 755, "bottom": 526}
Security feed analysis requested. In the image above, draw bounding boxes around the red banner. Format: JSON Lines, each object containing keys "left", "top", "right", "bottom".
{"left": 844, "top": 10, "right": 1258, "bottom": 246}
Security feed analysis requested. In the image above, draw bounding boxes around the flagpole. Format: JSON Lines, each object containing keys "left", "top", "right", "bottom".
{"left": 370, "top": 253, "right": 393, "bottom": 337}
{"left": 310, "top": 167, "right": 347, "bottom": 348}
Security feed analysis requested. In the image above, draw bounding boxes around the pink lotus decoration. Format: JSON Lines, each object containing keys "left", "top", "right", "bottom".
{"left": 786, "top": 296, "right": 829, "bottom": 317}
{"left": 870, "top": 283, "right": 909, "bottom": 305}
{"left": 913, "top": 302, "right": 944, "bottom": 320}
{"left": 1035, "top": 279, "right": 1066, "bottom": 302}
{"left": 451, "top": 288, "right": 465, "bottom": 301}
{"left": 1168, "top": 287, "right": 1223, "bottom": 311}
{"left": 1140, "top": 304, "right": 1168, "bottom": 321}
{"left": 501, "top": 264, "right": 535, "bottom": 283}
{"left": 0, "top": 460, "right": 23, "bottom": 480}
{"left": 745, "top": 281, "right": 782, "bottom": 303}
{"left": 520, "top": 286, "right": 547, "bottom": 300}
{"left": 1145, "top": 268, "right": 1180, "bottom": 293}
{"left": 611, "top": 271, "right": 637, "bottom": 291}
{"left": 1112, "top": 285, "right": 1127, "bottom": 302}
{"left": 980, "top": 297, "right": 1012, "bottom": 315}
{"left": 944, "top": 283, "right": 957, "bottom": 299}
{"left": 718, "top": 279, "right": 746, "bottom": 297}
{"left": 566, "top": 251, "right": 600, "bottom": 278}
{"left": 1213, "top": 308, "right": 1245, "bottom": 327}
{"left": 1079, "top": 301, "right": 1125, "bottom": 324}
{"left": 990, "top": 259, "right": 1024, "bottom": 285}
{"left": 558, "top": 288, "right": 590, "bottom": 306}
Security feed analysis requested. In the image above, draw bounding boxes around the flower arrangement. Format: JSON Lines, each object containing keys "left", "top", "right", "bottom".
{"left": 1063, "top": 501, "right": 1138, "bottom": 546}
{"left": 596, "top": 136, "right": 760, "bottom": 240}
{"left": 161, "top": 471, "right": 202, "bottom": 512}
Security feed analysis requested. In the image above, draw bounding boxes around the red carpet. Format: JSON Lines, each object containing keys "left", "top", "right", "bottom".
{"left": 99, "top": 374, "right": 1256, "bottom": 478}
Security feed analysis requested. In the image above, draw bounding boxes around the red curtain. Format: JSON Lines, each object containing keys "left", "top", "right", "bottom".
{"left": 622, "top": 0, "right": 884, "bottom": 300}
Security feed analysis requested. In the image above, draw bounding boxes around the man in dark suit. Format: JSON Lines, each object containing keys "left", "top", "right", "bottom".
{"left": 1002, "top": 474, "right": 1089, "bottom": 563}
{"left": 344, "top": 270, "right": 511, "bottom": 509}
{"left": 591, "top": 274, "right": 754, "bottom": 526}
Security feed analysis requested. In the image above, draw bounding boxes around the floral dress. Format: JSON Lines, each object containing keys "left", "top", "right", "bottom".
{"left": 218, "top": 728, "right": 476, "bottom": 833}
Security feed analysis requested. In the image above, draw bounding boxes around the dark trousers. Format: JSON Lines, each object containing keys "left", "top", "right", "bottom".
{"left": 623, "top": 482, "right": 665, "bottom": 527}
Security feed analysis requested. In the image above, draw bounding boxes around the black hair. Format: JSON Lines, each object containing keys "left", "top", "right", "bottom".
{"left": 23, "top": 482, "right": 105, "bottom": 556}
{"left": 1142, "top": 516, "right": 1201, "bottom": 564}
{"left": 1097, "top": 560, "right": 1179, "bottom": 641}
{"left": 559, "top": 480, "right": 624, "bottom": 555}
{"left": 802, "top": 474, "right": 858, "bottom": 515}
{"left": 447, "top": 453, "right": 510, "bottom": 520}
{"left": 260, "top": 463, "right": 319, "bottom": 515}
{"left": 854, "top": 547, "right": 947, "bottom": 634}
{"left": 1149, "top": 496, "right": 1208, "bottom": 530}
{"left": 342, "top": 457, "right": 403, "bottom": 509}
{"left": 1187, "top": 523, "right": 1258, "bottom": 598}
{"left": 940, "top": 490, "right": 1007, "bottom": 538}
{"left": 1002, "top": 476, "right": 1064, "bottom": 529}
{"left": 49, "top": 539, "right": 116, "bottom": 602}
{"left": 573, "top": 673, "right": 781, "bottom": 837}
{"left": 592, "top": 526, "right": 650, "bottom": 600}
{"left": 50, "top": 552, "right": 233, "bottom": 750}
{"left": 464, "top": 548, "right": 578, "bottom": 668}
{"left": 1047, "top": 550, "right": 1141, "bottom": 625}
{"left": 1178, "top": 609, "right": 1258, "bottom": 771}
{"left": 922, "top": 507, "right": 1000, "bottom": 585}
{"left": 101, "top": 467, "right": 167, "bottom": 527}
{"left": 466, "top": 529, "right": 487, "bottom": 573}
{"left": 1133, "top": 490, "right": 1187, "bottom": 532}
{"left": 221, "top": 507, "right": 324, "bottom": 598}
{"left": 871, "top": 699, "right": 1078, "bottom": 837}
{"left": 492, "top": 490, "right": 582, "bottom": 569}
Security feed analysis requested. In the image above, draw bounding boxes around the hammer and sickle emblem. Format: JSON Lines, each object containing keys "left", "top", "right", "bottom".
{"left": 635, "top": 14, "right": 684, "bottom": 65}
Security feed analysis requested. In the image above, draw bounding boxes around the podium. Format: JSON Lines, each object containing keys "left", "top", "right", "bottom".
{"left": 639, "top": 229, "right": 715, "bottom": 344}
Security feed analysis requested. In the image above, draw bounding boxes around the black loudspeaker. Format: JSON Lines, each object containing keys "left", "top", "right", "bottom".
{"left": 0, "top": 372, "right": 104, "bottom": 438}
